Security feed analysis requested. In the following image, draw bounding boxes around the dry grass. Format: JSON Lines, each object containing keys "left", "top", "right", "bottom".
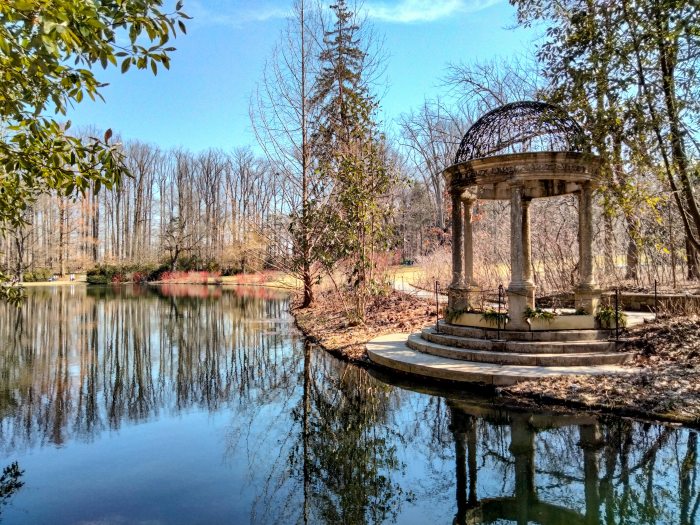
{"left": 21, "top": 275, "right": 87, "bottom": 286}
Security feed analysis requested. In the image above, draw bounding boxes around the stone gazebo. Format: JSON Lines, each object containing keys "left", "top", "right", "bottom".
{"left": 366, "top": 102, "right": 635, "bottom": 386}
{"left": 444, "top": 101, "right": 601, "bottom": 330}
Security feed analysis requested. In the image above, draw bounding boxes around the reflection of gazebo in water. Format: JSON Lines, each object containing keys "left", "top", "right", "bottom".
{"left": 448, "top": 400, "right": 603, "bottom": 525}
{"left": 444, "top": 101, "right": 600, "bottom": 329}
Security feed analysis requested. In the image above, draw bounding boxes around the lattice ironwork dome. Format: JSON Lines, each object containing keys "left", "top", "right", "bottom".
{"left": 454, "top": 101, "right": 587, "bottom": 163}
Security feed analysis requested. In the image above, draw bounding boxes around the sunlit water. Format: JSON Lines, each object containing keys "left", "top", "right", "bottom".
{"left": 0, "top": 285, "right": 698, "bottom": 524}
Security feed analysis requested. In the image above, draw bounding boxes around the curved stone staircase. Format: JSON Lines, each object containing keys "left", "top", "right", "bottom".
{"left": 367, "top": 321, "right": 637, "bottom": 386}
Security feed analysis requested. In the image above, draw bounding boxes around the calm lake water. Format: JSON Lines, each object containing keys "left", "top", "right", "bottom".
{"left": 0, "top": 285, "right": 698, "bottom": 524}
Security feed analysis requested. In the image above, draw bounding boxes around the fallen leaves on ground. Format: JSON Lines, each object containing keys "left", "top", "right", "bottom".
{"left": 292, "top": 290, "right": 435, "bottom": 363}
{"left": 503, "top": 317, "right": 700, "bottom": 423}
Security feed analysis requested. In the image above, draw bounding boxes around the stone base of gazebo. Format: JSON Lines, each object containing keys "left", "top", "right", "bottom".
{"left": 448, "top": 312, "right": 598, "bottom": 331}
{"left": 447, "top": 286, "right": 481, "bottom": 312}
{"left": 506, "top": 282, "right": 535, "bottom": 331}
{"left": 574, "top": 286, "right": 602, "bottom": 315}
{"left": 446, "top": 285, "right": 603, "bottom": 331}
{"left": 367, "top": 318, "right": 641, "bottom": 386}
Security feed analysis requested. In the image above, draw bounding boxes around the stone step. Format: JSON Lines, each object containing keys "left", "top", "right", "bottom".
{"left": 407, "top": 334, "right": 634, "bottom": 367}
{"left": 422, "top": 328, "right": 618, "bottom": 354}
{"left": 367, "top": 334, "right": 639, "bottom": 386}
{"left": 436, "top": 321, "right": 615, "bottom": 342}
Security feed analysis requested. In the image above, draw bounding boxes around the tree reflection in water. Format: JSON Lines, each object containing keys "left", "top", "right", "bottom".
{"left": 293, "top": 342, "right": 411, "bottom": 524}
{"left": 0, "top": 285, "right": 296, "bottom": 452}
{"left": 0, "top": 286, "right": 699, "bottom": 524}
{"left": 0, "top": 462, "right": 23, "bottom": 518}
{"left": 225, "top": 341, "right": 412, "bottom": 525}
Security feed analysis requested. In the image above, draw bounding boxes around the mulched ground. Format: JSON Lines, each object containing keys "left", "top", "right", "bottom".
{"left": 502, "top": 317, "right": 700, "bottom": 425}
{"left": 292, "top": 290, "right": 435, "bottom": 363}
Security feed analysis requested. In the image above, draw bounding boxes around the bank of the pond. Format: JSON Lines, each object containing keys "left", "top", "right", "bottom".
{"left": 20, "top": 276, "right": 87, "bottom": 286}
{"left": 501, "top": 317, "right": 700, "bottom": 426}
{"left": 292, "top": 290, "right": 436, "bottom": 363}
{"left": 293, "top": 292, "right": 700, "bottom": 425}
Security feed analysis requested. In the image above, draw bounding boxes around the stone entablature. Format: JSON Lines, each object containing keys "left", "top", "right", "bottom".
{"left": 444, "top": 151, "right": 601, "bottom": 200}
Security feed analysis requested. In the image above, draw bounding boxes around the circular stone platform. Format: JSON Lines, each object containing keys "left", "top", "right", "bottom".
{"left": 367, "top": 333, "right": 638, "bottom": 386}
{"left": 366, "top": 313, "right": 652, "bottom": 386}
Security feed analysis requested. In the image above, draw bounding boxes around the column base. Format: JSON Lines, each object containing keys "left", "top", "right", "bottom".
{"left": 448, "top": 285, "right": 481, "bottom": 312}
{"left": 574, "top": 286, "right": 601, "bottom": 315}
{"left": 507, "top": 282, "right": 535, "bottom": 331}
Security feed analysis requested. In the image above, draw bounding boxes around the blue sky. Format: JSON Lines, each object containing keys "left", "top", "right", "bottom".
{"left": 66, "top": 0, "right": 536, "bottom": 152}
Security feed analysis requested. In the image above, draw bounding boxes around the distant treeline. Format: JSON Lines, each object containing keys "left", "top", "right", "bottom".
{"left": 1, "top": 144, "right": 297, "bottom": 280}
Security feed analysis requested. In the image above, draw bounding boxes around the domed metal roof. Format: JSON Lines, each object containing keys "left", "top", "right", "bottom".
{"left": 454, "top": 101, "right": 587, "bottom": 163}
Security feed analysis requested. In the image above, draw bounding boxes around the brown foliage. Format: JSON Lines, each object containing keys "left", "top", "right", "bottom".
{"left": 504, "top": 317, "right": 700, "bottom": 424}
{"left": 293, "top": 290, "right": 434, "bottom": 363}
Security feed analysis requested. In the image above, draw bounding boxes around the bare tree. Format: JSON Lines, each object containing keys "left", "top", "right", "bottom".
{"left": 398, "top": 98, "right": 463, "bottom": 230}
{"left": 251, "top": 0, "right": 326, "bottom": 307}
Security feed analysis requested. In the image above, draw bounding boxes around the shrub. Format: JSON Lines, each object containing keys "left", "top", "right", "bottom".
{"left": 23, "top": 268, "right": 53, "bottom": 282}
{"left": 523, "top": 306, "right": 555, "bottom": 322}
{"left": 86, "top": 265, "right": 134, "bottom": 284}
{"left": 595, "top": 304, "right": 627, "bottom": 328}
{"left": 86, "top": 265, "right": 117, "bottom": 284}
{"left": 481, "top": 308, "right": 509, "bottom": 327}
{"left": 147, "top": 264, "right": 170, "bottom": 282}
{"left": 159, "top": 270, "right": 220, "bottom": 284}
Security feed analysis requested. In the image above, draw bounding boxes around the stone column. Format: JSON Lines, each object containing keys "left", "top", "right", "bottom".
{"left": 575, "top": 182, "right": 600, "bottom": 314}
{"left": 463, "top": 199, "right": 474, "bottom": 286}
{"left": 462, "top": 198, "right": 479, "bottom": 311}
{"left": 449, "top": 192, "right": 469, "bottom": 312}
{"left": 508, "top": 184, "right": 535, "bottom": 330}
{"left": 450, "top": 192, "right": 464, "bottom": 289}
{"left": 522, "top": 198, "right": 533, "bottom": 283}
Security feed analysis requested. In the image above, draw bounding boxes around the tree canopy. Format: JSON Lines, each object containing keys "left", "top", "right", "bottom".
{"left": 0, "top": 0, "right": 189, "bottom": 227}
{"left": 0, "top": 0, "right": 188, "bottom": 298}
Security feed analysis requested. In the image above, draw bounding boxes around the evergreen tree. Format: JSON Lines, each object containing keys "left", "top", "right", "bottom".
{"left": 312, "top": 1, "right": 396, "bottom": 322}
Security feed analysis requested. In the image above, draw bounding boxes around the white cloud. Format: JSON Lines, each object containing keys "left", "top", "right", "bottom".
{"left": 187, "top": 1, "right": 290, "bottom": 27}
{"left": 365, "top": 0, "right": 502, "bottom": 23}
{"left": 186, "top": 0, "right": 501, "bottom": 28}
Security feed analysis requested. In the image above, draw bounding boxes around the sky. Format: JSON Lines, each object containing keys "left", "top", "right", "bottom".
{"left": 65, "top": 0, "right": 537, "bottom": 153}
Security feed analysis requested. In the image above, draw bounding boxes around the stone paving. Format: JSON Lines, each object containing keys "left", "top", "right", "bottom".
{"left": 381, "top": 277, "right": 655, "bottom": 386}
{"left": 367, "top": 333, "right": 640, "bottom": 386}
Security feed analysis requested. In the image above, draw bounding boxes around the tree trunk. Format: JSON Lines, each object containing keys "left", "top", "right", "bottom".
{"left": 625, "top": 220, "right": 639, "bottom": 282}
{"left": 302, "top": 260, "right": 313, "bottom": 308}
{"left": 687, "top": 236, "right": 700, "bottom": 281}
{"left": 92, "top": 188, "right": 99, "bottom": 264}
{"left": 59, "top": 199, "right": 66, "bottom": 277}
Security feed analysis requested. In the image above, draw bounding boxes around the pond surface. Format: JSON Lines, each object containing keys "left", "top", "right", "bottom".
{"left": 0, "top": 285, "right": 698, "bottom": 524}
